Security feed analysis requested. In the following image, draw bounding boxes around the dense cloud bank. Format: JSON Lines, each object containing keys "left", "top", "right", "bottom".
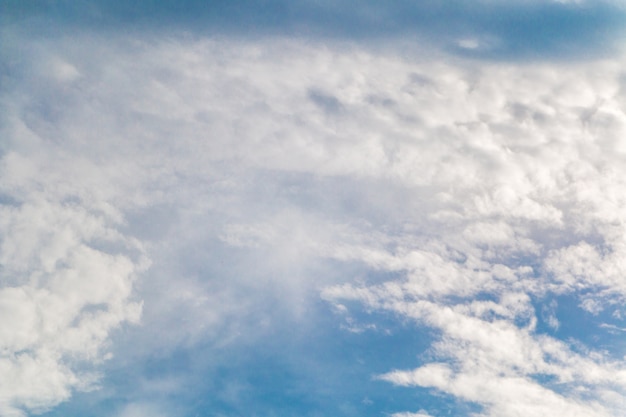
{"left": 3, "top": 30, "right": 626, "bottom": 416}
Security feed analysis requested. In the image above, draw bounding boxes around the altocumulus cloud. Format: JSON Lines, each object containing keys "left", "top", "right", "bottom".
{"left": 3, "top": 2, "right": 626, "bottom": 416}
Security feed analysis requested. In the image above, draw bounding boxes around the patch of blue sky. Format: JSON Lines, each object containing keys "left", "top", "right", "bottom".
{"left": 446, "top": 1, "right": 626, "bottom": 59}
{"left": 524, "top": 294, "right": 626, "bottom": 397}
{"left": 40, "top": 297, "right": 470, "bottom": 417}
{"left": 534, "top": 293, "right": 626, "bottom": 354}
{"left": 4, "top": 0, "right": 626, "bottom": 59}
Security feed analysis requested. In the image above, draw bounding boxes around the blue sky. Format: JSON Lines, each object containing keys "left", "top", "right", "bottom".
{"left": 3, "top": 1, "right": 626, "bottom": 417}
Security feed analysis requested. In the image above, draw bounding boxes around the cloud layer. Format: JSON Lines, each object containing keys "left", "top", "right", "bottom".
{"left": 4, "top": 25, "right": 626, "bottom": 416}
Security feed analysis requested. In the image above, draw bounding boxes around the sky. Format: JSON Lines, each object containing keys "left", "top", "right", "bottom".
{"left": 3, "top": 1, "right": 626, "bottom": 416}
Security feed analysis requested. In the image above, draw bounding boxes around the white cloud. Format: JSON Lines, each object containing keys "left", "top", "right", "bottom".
{"left": 370, "top": 294, "right": 626, "bottom": 416}
{"left": 5, "top": 27, "right": 626, "bottom": 415}
{"left": 382, "top": 364, "right": 611, "bottom": 417}
{"left": 391, "top": 412, "right": 434, "bottom": 417}
{"left": 116, "top": 402, "right": 170, "bottom": 417}
{"left": 0, "top": 178, "right": 146, "bottom": 415}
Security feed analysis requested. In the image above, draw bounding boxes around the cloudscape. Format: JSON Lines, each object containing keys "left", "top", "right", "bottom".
{"left": 3, "top": 1, "right": 626, "bottom": 416}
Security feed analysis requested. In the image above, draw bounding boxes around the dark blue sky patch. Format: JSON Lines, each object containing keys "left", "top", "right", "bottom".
{"left": 449, "top": 2, "right": 626, "bottom": 60}
{"left": 4, "top": 0, "right": 625, "bottom": 61}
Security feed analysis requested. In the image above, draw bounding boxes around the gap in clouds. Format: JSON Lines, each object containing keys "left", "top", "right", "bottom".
{"left": 41, "top": 299, "right": 450, "bottom": 417}
{"left": 541, "top": 294, "right": 626, "bottom": 350}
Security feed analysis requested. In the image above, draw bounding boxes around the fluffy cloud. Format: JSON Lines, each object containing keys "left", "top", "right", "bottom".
{"left": 4, "top": 26, "right": 626, "bottom": 416}
{"left": 0, "top": 163, "right": 146, "bottom": 415}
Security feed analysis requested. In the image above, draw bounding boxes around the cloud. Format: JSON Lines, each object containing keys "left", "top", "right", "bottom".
{"left": 365, "top": 292, "right": 626, "bottom": 416}
{"left": 116, "top": 402, "right": 170, "bottom": 417}
{"left": 381, "top": 364, "right": 611, "bottom": 417}
{"left": 0, "top": 168, "right": 146, "bottom": 414}
{"left": 391, "top": 412, "right": 434, "bottom": 417}
{"left": 0, "top": 39, "right": 152, "bottom": 415}
{"left": 5, "top": 24, "right": 626, "bottom": 416}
